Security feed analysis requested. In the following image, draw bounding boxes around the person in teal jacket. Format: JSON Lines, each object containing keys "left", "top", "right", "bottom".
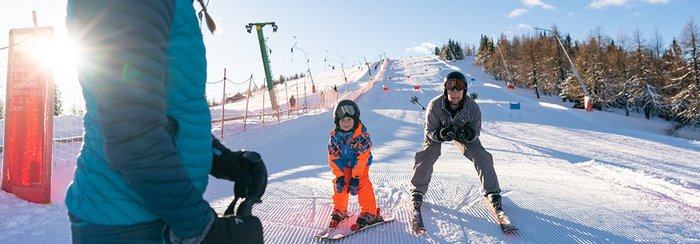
{"left": 65, "top": 0, "right": 267, "bottom": 243}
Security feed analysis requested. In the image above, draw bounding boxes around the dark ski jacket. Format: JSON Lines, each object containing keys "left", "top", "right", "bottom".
{"left": 424, "top": 94, "right": 482, "bottom": 143}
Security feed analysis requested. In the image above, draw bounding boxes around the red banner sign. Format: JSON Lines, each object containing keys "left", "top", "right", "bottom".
{"left": 2, "top": 27, "right": 54, "bottom": 204}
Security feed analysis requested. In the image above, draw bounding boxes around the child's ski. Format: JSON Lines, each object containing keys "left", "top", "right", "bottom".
{"left": 321, "top": 215, "right": 395, "bottom": 240}
{"left": 314, "top": 214, "right": 352, "bottom": 239}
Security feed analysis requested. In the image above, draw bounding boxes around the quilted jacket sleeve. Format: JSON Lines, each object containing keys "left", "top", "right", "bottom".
{"left": 67, "top": 0, "right": 212, "bottom": 239}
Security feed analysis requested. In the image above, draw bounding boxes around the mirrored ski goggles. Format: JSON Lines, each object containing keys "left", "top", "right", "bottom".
{"left": 445, "top": 78, "right": 466, "bottom": 91}
{"left": 336, "top": 104, "right": 357, "bottom": 118}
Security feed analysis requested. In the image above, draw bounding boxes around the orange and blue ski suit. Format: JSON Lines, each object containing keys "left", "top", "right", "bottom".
{"left": 328, "top": 122, "right": 377, "bottom": 215}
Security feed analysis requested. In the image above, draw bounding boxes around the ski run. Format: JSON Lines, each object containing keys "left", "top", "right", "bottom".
{"left": 1, "top": 56, "right": 699, "bottom": 243}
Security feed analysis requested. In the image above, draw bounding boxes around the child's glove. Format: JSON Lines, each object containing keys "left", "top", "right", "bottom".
{"left": 348, "top": 177, "right": 360, "bottom": 195}
{"left": 334, "top": 176, "right": 346, "bottom": 193}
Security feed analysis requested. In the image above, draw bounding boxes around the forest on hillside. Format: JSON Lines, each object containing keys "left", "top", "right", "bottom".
{"left": 472, "top": 19, "right": 700, "bottom": 132}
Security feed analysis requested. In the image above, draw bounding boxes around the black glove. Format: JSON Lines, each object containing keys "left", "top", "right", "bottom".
{"left": 348, "top": 177, "right": 360, "bottom": 195}
{"left": 211, "top": 136, "right": 268, "bottom": 214}
{"left": 455, "top": 127, "right": 476, "bottom": 142}
{"left": 203, "top": 214, "right": 264, "bottom": 244}
{"left": 334, "top": 176, "right": 346, "bottom": 193}
{"left": 436, "top": 126, "right": 456, "bottom": 141}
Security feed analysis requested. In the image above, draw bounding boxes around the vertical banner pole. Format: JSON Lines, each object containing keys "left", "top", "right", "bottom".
{"left": 2, "top": 27, "right": 55, "bottom": 204}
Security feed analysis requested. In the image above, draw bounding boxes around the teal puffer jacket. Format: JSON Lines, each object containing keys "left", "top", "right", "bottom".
{"left": 65, "top": 0, "right": 213, "bottom": 239}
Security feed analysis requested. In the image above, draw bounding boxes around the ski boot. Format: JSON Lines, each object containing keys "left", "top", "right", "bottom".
{"left": 328, "top": 209, "right": 349, "bottom": 228}
{"left": 411, "top": 191, "right": 424, "bottom": 210}
{"left": 351, "top": 208, "right": 383, "bottom": 231}
{"left": 410, "top": 191, "right": 427, "bottom": 233}
{"left": 487, "top": 192, "right": 503, "bottom": 212}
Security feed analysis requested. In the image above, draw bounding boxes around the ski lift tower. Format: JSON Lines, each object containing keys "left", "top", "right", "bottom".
{"left": 290, "top": 36, "right": 316, "bottom": 93}
{"left": 246, "top": 22, "right": 281, "bottom": 114}
{"left": 327, "top": 50, "right": 348, "bottom": 82}
{"left": 533, "top": 27, "right": 593, "bottom": 112}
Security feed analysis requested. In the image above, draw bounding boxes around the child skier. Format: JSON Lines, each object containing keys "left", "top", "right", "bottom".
{"left": 327, "top": 99, "right": 383, "bottom": 231}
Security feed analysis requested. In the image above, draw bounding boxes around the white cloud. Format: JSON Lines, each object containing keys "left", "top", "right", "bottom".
{"left": 589, "top": 0, "right": 670, "bottom": 8}
{"left": 516, "top": 23, "right": 533, "bottom": 29}
{"left": 507, "top": 8, "right": 529, "bottom": 18}
{"left": 522, "top": 0, "right": 556, "bottom": 9}
{"left": 568, "top": 11, "right": 575, "bottom": 17}
{"left": 590, "top": 0, "right": 627, "bottom": 8}
{"left": 633, "top": 11, "right": 642, "bottom": 16}
{"left": 405, "top": 42, "right": 438, "bottom": 54}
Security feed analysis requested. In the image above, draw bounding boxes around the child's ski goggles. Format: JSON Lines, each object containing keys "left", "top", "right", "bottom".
{"left": 336, "top": 104, "right": 357, "bottom": 118}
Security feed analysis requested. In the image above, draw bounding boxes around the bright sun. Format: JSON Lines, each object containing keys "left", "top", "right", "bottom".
{"left": 29, "top": 34, "right": 82, "bottom": 83}
{"left": 21, "top": 32, "right": 85, "bottom": 113}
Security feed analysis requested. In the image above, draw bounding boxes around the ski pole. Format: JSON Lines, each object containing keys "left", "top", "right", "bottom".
{"left": 410, "top": 96, "right": 426, "bottom": 110}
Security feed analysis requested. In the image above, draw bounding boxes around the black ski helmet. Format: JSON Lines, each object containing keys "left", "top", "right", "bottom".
{"left": 333, "top": 99, "right": 361, "bottom": 131}
{"left": 443, "top": 71, "right": 468, "bottom": 96}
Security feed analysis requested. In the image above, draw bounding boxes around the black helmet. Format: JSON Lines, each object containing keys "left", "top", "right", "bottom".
{"left": 333, "top": 99, "right": 361, "bottom": 130}
{"left": 443, "top": 71, "right": 468, "bottom": 96}
{"left": 444, "top": 71, "right": 467, "bottom": 86}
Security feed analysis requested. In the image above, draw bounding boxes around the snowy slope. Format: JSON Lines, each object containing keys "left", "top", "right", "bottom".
{"left": 1, "top": 56, "right": 699, "bottom": 243}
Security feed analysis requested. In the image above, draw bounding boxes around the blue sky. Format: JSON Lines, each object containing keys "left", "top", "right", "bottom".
{"left": 1, "top": 0, "right": 698, "bottom": 96}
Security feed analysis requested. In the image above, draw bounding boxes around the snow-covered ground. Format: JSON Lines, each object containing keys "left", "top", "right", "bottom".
{"left": 1, "top": 56, "right": 699, "bottom": 243}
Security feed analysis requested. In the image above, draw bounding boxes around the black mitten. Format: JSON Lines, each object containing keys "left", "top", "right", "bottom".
{"left": 203, "top": 214, "right": 264, "bottom": 244}
{"left": 211, "top": 136, "right": 268, "bottom": 216}
{"left": 456, "top": 127, "right": 476, "bottom": 142}
{"left": 436, "top": 126, "right": 456, "bottom": 141}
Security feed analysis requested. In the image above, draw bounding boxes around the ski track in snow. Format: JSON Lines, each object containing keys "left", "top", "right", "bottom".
{"left": 2, "top": 56, "right": 700, "bottom": 243}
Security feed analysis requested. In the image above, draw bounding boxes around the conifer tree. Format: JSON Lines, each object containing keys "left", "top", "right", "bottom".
{"left": 544, "top": 25, "right": 570, "bottom": 97}
{"left": 673, "top": 18, "right": 700, "bottom": 127}
{"left": 573, "top": 28, "right": 608, "bottom": 109}
{"left": 520, "top": 34, "right": 543, "bottom": 98}
{"left": 476, "top": 35, "right": 495, "bottom": 66}
{"left": 627, "top": 29, "right": 658, "bottom": 118}
{"left": 660, "top": 39, "right": 685, "bottom": 120}
{"left": 607, "top": 38, "right": 630, "bottom": 115}
{"left": 492, "top": 34, "right": 512, "bottom": 81}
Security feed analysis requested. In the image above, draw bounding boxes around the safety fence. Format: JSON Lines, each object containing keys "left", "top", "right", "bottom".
{"left": 213, "top": 58, "right": 390, "bottom": 138}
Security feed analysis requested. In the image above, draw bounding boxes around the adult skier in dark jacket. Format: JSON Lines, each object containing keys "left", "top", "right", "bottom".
{"left": 410, "top": 71, "right": 502, "bottom": 210}
{"left": 65, "top": 0, "right": 266, "bottom": 243}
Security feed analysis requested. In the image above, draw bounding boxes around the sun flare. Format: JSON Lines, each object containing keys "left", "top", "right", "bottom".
{"left": 14, "top": 32, "right": 86, "bottom": 114}
{"left": 28, "top": 34, "right": 82, "bottom": 84}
